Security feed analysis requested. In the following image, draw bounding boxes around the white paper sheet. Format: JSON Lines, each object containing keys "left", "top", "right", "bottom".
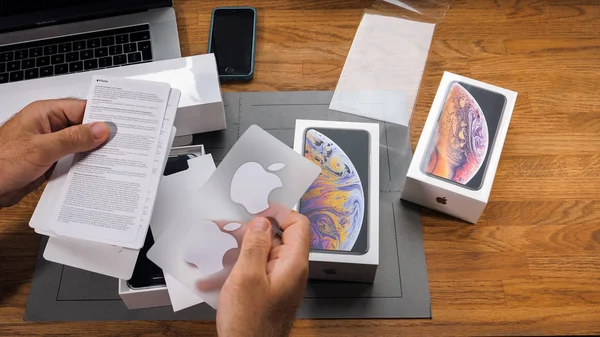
{"left": 42, "top": 125, "right": 178, "bottom": 280}
{"left": 34, "top": 87, "right": 180, "bottom": 279}
{"left": 330, "top": 13, "right": 435, "bottom": 126}
{"left": 49, "top": 76, "right": 172, "bottom": 248}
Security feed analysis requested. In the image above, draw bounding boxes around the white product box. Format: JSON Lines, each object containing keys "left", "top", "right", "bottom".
{"left": 0, "top": 54, "right": 225, "bottom": 136}
{"left": 118, "top": 280, "right": 172, "bottom": 310}
{"left": 293, "top": 120, "right": 379, "bottom": 283}
{"left": 401, "top": 72, "right": 517, "bottom": 223}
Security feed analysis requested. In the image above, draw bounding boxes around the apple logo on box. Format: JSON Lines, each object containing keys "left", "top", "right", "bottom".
{"left": 183, "top": 220, "right": 242, "bottom": 275}
{"left": 230, "top": 162, "right": 285, "bottom": 214}
{"left": 436, "top": 197, "right": 447, "bottom": 205}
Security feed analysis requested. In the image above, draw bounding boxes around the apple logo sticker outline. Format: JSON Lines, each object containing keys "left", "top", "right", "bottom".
{"left": 182, "top": 220, "right": 241, "bottom": 275}
{"left": 230, "top": 161, "right": 285, "bottom": 215}
{"left": 436, "top": 197, "right": 447, "bottom": 205}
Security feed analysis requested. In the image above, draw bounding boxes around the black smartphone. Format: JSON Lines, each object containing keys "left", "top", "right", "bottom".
{"left": 208, "top": 7, "right": 257, "bottom": 81}
{"left": 421, "top": 81, "right": 507, "bottom": 190}
{"left": 299, "top": 128, "right": 370, "bottom": 255}
{"left": 126, "top": 153, "right": 201, "bottom": 289}
{"left": 127, "top": 229, "right": 165, "bottom": 289}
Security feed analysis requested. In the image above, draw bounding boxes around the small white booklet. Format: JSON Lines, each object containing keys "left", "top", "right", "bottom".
{"left": 31, "top": 76, "right": 180, "bottom": 254}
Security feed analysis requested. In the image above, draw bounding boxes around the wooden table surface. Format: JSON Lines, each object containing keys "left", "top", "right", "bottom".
{"left": 1, "top": 0, "right": 599, "bottom": 335}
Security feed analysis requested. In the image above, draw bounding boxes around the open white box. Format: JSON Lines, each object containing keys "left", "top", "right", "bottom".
{"left": 119, "top": 150, "right": 213, "bottom": 311}
{"left": 118, "top": 280, "right": 172, "bottom": 310}
{"left": 294, "top": 120, "right": 379, "bottom": 283}
{"left": 402, "top": 72, "right": 517, "bottom": 223}
{"left": 0, "top": 53, "right": 225, "bottom": 136}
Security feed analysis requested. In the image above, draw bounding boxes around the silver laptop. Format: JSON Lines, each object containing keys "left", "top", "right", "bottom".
{"left": 0, "top": 0, "right": 180, "bottom": 84}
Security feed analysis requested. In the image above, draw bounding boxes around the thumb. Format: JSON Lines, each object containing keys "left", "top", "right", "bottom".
{"left": 232, "top": 217, "right": 273, "bottom": 276}
{"left": 37, "top": 122, "right": 110, "bottom": 162}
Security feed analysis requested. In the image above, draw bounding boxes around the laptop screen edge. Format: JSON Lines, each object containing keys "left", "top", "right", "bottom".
{"left": 0, "top": 0, "right": 173, "bottom": 33}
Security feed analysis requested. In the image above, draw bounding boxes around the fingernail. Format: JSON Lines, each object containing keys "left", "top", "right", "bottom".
{"left": 251, "top": 217, "right": 270, "bottom": 232}
{"left": 91, "top": 123, "right": 108, "bottom": 140}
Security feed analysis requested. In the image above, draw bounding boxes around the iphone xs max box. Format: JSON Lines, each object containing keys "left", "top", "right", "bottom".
{"left": 294, "top": 120, "right": 379, "bottom": 283}
{"left": 402, "top": 72, "right": 517, "bottom": 223}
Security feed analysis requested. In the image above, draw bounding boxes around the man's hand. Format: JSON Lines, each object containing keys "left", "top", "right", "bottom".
{"left": 216, "top": 212, "right": 310, "bottom": 337}
{"left": 0, "top": 99, "right": 109, "bottom": 207}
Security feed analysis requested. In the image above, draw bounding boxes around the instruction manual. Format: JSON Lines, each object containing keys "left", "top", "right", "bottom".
{"left": 30, "top": 76, "right": 180, "bottom": 253}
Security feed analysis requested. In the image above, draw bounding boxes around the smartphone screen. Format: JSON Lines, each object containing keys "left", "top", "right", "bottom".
{"left": 127, "top": 229, "right": 165, "bottom": 289}
{"left": 422, "top": 82, "right": 507, "bottom": 190}
{"left": 299, "top": 128, "right": 370, "bottom": 254}
{"left": 209, "top": 8, "right": 255, "bottom": 77}
{"left": 126, "top": 154, "right": 200, "bottom": 289}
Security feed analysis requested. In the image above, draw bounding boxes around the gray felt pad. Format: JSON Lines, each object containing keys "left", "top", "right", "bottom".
{"left": 24, "top": 91, "right": 430, "bottom": 321}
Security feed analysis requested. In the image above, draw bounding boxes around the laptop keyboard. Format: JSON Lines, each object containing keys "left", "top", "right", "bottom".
{"left": 0, "top": 24, "right": 153, "bottom": 84}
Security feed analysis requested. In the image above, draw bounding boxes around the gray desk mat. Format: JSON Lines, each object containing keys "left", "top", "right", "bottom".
{"left": 25, "top": 91, "right": 430, "bottom": 321}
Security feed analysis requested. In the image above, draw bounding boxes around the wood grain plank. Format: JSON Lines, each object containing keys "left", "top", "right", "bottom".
{"left": 529, "top": 92, "right": 600, "bottom": 116}
{"left": 430, "top": 280, "right": 506, "bottom": 308}
{"left": 505, "top": 38, "right": 600, "bottom": 55}
{"left": 528, "top": 253, "right": 600, "bottom": 278}
{"left": 0, "top": 188, "right": 42, "bottom": 234}
{"left": 0, "top": 321, "right": 219, "bottom": 336}
{"left": 176, "top": 0, "right": 373, "bottom": 10}
{"left": 502, "top": 133, "right": 600, "bottom": 156}
{"left": 436, "top": 14, "right": 600, "bottom": 39}
{"left": 430, "top": 39, "right": 507, "bottom": 58}
{"left": 0, "top": 234, "right": 39, "bottom": 258}
{"left": 468, "top": 54, "right": 599, "bottom": 76}
{"left": 496, "top": 154, "right": 600, "bottom": 178}
{"left": 425, "top": 252, "right": 530, "bottom": 280}
{"left": 486, "top": 200, "right": 600, "bottom": 226}
{"left": 500, "top": 0, "right": 551, "bottom": 20}
{"left": 291, "top": 307, "right": 600, "bottom": 336}
{"left": 443, "top": 7, "right": 508, "bottom": 24}
{"left": 423, "top": 222, "right": 600, "bottom": 253}
{"left": 495, "top": 155, "right": 571, "bottom": 178}
{"left": 550, "top": 73, "right": 599, "bottom": 94}
{"left": 451, "top": 0, "right": 503, "bottom": 10}
{"left": 2, "top": 311, "right": 598, "bottom": 337}
{"left": 505, "top": 94, "right": 572, "bottom": 133}
{"left": 549, "top": 3, "right": 600, "bottom": 20}
{"left": 426, "top": 306, "right": 600, "bottom": 336}
{"left": 503, "top": 277, "right": 600, "bottom": 307}
{"left": 489, "top": 177, "right": 600, "bottom": 201}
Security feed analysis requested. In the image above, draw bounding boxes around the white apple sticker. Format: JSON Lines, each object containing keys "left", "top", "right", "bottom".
{"left": 182, "top": 220, "right": 238, "bottom": 275}
{"left": 230, "top": 162, "right": 285, "bottom": 215}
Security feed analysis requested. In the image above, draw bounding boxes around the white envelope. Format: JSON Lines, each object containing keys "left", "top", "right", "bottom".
{"left": 149, "top": 155, "right": 217, "bottom": 311}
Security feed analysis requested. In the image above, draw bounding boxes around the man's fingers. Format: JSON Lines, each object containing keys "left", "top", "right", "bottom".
{"left": 265, "top": 212, "right": 310, "bottom": 286}
{"left": 266, "top": 259, "right": 279, "bottom": 275}
{"left": 268, "top": 244, "right": 288, "bottom": 262}
{"left": 35, "top": 122, "right": 110, "bottom": 163}
{"left": 280, "top": 211, "right": 310, "bottom": 258}
{"left": 32, "top": 99, "right": 88, "bottom": 131}
{"left": 231, "top": 217, "right": 273, "bottom": 278}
